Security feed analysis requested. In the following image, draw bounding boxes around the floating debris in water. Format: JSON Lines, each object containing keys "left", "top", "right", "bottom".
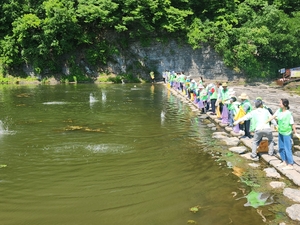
{"left": 236, "top": 190, "right": 274, "bottom": 208}
{"left": 232, "top": 166, "right": 245, "bottom": 177}
{"left": 65, "top": 126, "right": 103, "bottom": 132}
{"left": 257, "top": 209, "right": 267, "bottom": 222}
{"left": 226, "top": 161, "right": 233, "bottom": 168}
{"left": 240, "top": 177, "right": 260, "bottom": 187}
{"left": 189, "top": 205, "right": 201, "bottom": 213}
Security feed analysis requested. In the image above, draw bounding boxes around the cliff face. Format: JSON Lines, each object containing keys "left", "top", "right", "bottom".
{"left": 120, "top": 40, "right": 242, "bottom": 81}
{"left": 23, "top": 40, "right": 243, "bottom": 82}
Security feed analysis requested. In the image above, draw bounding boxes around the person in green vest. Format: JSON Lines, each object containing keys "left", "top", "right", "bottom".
{"left": 266, "top": 98, "right": 298, "bottom": 170}
{"left": 197, "top": 84, "right": 208, "bottom": 113}
{"left": 178, "top": 72, "right": 186, "bottom": 92}
{"left": 169, "top": 71, "right": 176, "bottom": 88}
{"left": 217, "top": 82, "right": 229, "bottom": 114}
{"left": 219, "top": 82, "right": 230, "bottom": 122}
{"left": 208, "top": 83, "right": 218, "bottom": 115}
{"left": 150, "top": 71, "right": 155, "bottom": 83}
{"left": 188, "top": 79, "right": 197, "bottom": 100}
{"left": 199, "top": 76, "right": 204, "bottom": 85}
{"left": 184, "top": 76, "right": 191, "bottom": 98}
{"left": 234, "top": 99, "right": 277, "bottom": 160}
{"left": 238, "top": 93, "right": 253, "bottom": 139}
{"left": 228, "top": 97, "right": 240, "bottom": 127}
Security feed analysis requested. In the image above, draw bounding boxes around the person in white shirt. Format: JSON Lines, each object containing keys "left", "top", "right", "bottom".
{"left": 234, "top": 99, "right": 277, "bottom": 159}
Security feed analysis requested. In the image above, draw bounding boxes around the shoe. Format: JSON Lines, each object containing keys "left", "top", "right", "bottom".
{"left": 268, "top": 152, "right": 275, "bottom": 156}
{"left": 247, "top": 135, "right": 253, "bottom": 139}
{"left": 250, "top": 155, "right": 259, "bottom": 161}
{"left": 282, "top": 165, "right": 294, "bottom": 170}
{"left": 240, "top": 135, "right": 249, "bottom": 139}
{"left": 276, "top": 162, "right": 287, "bottom": 167}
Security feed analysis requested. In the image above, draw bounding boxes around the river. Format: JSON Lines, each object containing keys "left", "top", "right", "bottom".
{"left": 0, "top": 83, "right": 268, "bottom": 224}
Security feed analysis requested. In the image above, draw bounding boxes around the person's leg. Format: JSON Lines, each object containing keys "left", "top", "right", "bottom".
{"left": 211, "top": 99, "right": 216, "bottom": 113}
{"left": 251, "top": 130, "right": 263, "bottom": 157}
{"left": 278, "top": 133, "right": 286, "bottom": 162}
{"left": 282, "top": 134, "right": 294, "bottom": 165}
{"left": 244, "top": 120, "right": 251, "bottom": 137}
{"left": 203, "top": 101, "right": 207, "bottom": 113}
{"left": 205, "top": 97, "right": 210, "bottom": 111}
{"left": 187, "top": 89, "right": 191, "bottom": 99}
{"left": 264, "top": 129, "right": 274, "bottom": 155}
{"left": 228, "top": 110, "right": 233, "bottom": 126}
{"left": 219, "top": 102, "right": 224, "bottom": 114}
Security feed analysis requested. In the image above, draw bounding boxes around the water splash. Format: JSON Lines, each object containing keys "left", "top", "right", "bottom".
{"left": 0, "top": 120, "right": 10, "bottom": 134}
{"left": 89, "top": 93, "right": 98, "bottom": 103}
{"left": 85, "top": 144, "right": 133, "bottom": 154}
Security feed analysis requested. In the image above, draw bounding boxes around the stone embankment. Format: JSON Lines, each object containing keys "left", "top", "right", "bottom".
{"left": 167, "top": 82, "right": 300, "bottom": 224}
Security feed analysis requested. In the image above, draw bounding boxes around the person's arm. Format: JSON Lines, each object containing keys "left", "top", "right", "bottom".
{"left": 265, "top": 114, "right": 277, "bottom": 124}
{"left": 233, "top": 111, "right": 252, "bottom": 125}
{"left": 292, "top": 124, "right": 297, "bottom": 134}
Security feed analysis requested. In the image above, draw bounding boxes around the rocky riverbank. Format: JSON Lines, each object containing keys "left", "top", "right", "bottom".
{"left": 166, "top": 81, "right": 300, "bottom": 224}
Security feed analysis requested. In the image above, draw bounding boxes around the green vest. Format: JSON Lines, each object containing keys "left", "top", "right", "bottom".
{"left": 221, "top": 89, "right": 230, "bottom": 102}
{"left": 241, "top": 100, "right": 252, "bottom": 113}
{"left": 277, "top": 109, "right": 293, "bottom": 135}
{"left": 179, "top": 75, "right": 186, "bottom": 83}
{"left": 200, "top": 89, "right": 208, "bottom": 101}
{"left": 210, "top": 87, "right": 218, "bottom": 99}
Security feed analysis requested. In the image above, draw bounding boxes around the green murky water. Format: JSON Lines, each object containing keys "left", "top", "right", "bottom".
{"left": 0, "top": 84, "right": 267, "bottom": 225}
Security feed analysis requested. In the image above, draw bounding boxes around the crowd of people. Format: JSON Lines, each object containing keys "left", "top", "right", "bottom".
{"left": 162, "top": 70, "right": 299, "bottom": 170}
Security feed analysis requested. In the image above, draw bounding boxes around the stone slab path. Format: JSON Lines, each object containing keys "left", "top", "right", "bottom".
{"left": 229, "top": 83, "right": 300, "bottom": 186}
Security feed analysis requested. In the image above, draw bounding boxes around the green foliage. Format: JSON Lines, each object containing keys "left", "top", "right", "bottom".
{"left": 107, "top": 76, "right": 122, "bottom": 83}
{"left": 120, "top": 73, "right": 141, "bottom": 83}
{"left": 85, "top": 40, "right": 118, "bottom": 66}
{"left": 0, "top": 0, "right": 300, "bottom": 80}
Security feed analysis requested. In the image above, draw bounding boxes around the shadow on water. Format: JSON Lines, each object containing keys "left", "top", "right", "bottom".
{"left": 0, "top": 84, "right": 294, "bottom": 225}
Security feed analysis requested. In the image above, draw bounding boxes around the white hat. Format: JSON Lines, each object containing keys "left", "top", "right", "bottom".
{"left": 238, "top": 93, "right": 249, "bottom": 99}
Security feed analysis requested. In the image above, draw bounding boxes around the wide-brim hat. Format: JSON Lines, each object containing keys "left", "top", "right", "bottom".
{"left": 222, "top": 82, "right": 228, "bottom": 86}
{"left": 238, "top": 93, "right": 249, "bottom": 99}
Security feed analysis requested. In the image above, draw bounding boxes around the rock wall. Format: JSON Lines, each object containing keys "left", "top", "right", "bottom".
{"left": 107, "top": 40, "right": 243, "bottom": 81}
{"left": 23, "top": 40, "right": 243, "bottom": 82}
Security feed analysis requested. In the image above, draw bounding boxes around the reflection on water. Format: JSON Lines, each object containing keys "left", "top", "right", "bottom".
{"left": 43, "top": 101, "right": 67, "bottom": 105}
{"left": 101, "top": 90, "right": 106, "bottom": 103}
{"left": 89, "top": 93, "right": 98, "bottom": 103}
{"left": 0, "top": 84, "right": 267, "bottom": 225}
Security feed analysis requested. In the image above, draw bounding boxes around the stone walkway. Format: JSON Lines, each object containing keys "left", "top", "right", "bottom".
{"left": 167, "top": 82, "right": 300, "bottom": 224}
{"left": 229, "top": 83, "right": 300, "bottom": 186}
